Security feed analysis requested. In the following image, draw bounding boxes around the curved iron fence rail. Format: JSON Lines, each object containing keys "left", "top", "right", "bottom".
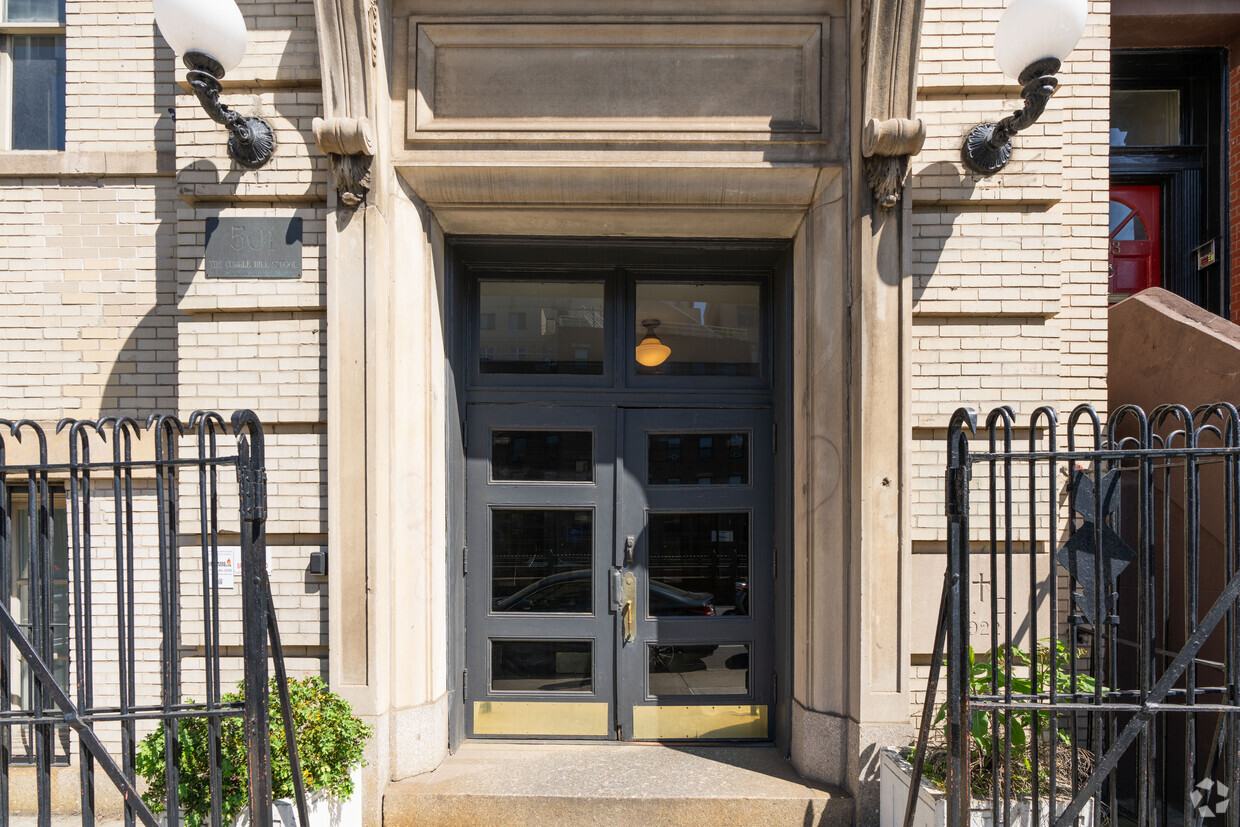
{"left": 0, "top": 411, "right": 305, "bottom": 827}
{"left": 909, "top": 403, "right": 1240, "bottom": 827}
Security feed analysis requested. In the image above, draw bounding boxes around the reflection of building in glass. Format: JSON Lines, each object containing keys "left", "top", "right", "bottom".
{"left": 490, "top": 510, "right": 593, "bottom": 600}
{"left": 479, "top": 283, "right": 605, "bottom": 374}
{"left": 635, "top": 285, "right": 761, "bottom": 376}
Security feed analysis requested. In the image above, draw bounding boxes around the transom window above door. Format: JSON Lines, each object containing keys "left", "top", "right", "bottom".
{"left": 469, "top": 266, "right": 772, "bottom": 390}
{"left": 479, "top": 280, "right": 606, "bottom": 375}
{"left": 633, "top": 282, "right": 761, "bottom": 378}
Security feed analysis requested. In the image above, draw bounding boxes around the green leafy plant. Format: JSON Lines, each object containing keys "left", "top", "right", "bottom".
{"left": 921, "top": 640, "right": 1099, "bottom": 797}
{"left": 137, "top": 677, "right": 373, "bottom": 827}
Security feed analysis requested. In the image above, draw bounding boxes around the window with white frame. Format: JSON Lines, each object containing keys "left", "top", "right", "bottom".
{"left": 1, "top": 0, "right": 64, "bottom": 150}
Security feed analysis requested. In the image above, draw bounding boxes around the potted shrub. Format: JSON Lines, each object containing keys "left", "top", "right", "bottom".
{"left": 137, "top": 676, "right": 373, "bottom": 827}
{"left": 880, "top": 642, "right": 1099, "bottom": 827}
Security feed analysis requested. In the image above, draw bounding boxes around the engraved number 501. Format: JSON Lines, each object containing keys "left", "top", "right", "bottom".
{"left": 230, "top": 224, "right": 276, "bottom": 252}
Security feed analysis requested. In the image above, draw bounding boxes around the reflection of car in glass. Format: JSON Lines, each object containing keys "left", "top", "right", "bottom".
{"left": 493, "top": 572, "right": 592, "bottom": 613}
{"left": 727, "top": 579, "right": 748, "bottom": 616}
{"left": 492, "top": 570, "right": 716, "bottom": 616}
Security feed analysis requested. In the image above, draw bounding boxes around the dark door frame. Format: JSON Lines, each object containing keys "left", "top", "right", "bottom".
{"left": 1110, "top": 48, "right": 1228, "bottom": 316}
{"left": 444, "top": 237, "right": 794, "bottom": 750}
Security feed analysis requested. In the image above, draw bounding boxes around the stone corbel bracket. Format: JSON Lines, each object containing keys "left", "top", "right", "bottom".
{"left": 861, "top": 117, "right": 925, "bottom": 210}
{"left": 314, "top": 116, "right": 376, "bottom": 208}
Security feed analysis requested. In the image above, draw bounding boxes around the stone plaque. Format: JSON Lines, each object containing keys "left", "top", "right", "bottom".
{"left": 205, "top": 217, "right": 302, "bottom": 279}
{"left": 411, "top": 23, "right": 823, "bottom": 135}
{"left": 909, "top": 551, "right": 1051, "bottom": 655}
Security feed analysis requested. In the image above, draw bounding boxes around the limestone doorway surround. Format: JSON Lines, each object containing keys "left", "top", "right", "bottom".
{"left": 310, "top": 0, "right": 926, "bottom": 820}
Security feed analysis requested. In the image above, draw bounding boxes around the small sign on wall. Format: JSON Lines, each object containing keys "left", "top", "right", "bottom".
{"left": 218, "top": 547, "right": 237, "bottom": 590}
{"left": 205, "top": 217, "right": 302, "bottom": 279}
{"left": 216, "top": 545, "right": 272, "bottom": 590}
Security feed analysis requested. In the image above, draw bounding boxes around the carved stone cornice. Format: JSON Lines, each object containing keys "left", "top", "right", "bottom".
{"left": 859, "top": 0, "right": 927, "bottom": 209}
{"left": 312, "top": 0, "right": 378, "bottom": 208}
{"left": 313, "top": 116, "right": 376, "bottom": 207}
{"left": 862, "top": 117, "right": 925, "bottom": 209}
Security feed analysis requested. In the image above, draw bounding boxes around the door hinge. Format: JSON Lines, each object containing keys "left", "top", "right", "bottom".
{"left": 462, "top": 546, "right": 468, "bottom": 574}
{"left": 462, "top": 669, "right": 468, "bottom": 696}
{"left": 773, "top": 672, "right": 778, "bottom": 696}
{"left": 946, "top": 463, "right": 972, "bottom": 520}
{"left": 772, "top": 550, "right": 777, "bottom": 579}
{"left": 239, "top": 465, "right": 267, "bottom": 522}
{"left": 462, "top": 414, "right": 468, "bottom": 449}
{"left": 772, "top": 423, "right": 777, "bottom": 455}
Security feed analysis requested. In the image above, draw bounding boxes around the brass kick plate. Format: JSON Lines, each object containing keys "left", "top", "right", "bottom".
{"left": 473, "top": 701, "right": 609, "bottom": 736}
{"left": 632, "top": 705, "right": 768, "bottom": 739}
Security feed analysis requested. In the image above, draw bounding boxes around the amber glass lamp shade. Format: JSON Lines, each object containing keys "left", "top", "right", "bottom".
{"left": 635, "top": 320, "right": 671, "bottom": 367}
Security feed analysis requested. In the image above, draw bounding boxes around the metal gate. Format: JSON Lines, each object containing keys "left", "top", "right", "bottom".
{"left": 908, "top": 403, "right": 1240, "bottom": 827}
{"left": 0, "top": 411, "right": 306, "bottom": 827}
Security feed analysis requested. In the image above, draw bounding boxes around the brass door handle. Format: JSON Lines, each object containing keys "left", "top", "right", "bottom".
{"left": 621, "top": 571, "right": 636, "bottom": 644}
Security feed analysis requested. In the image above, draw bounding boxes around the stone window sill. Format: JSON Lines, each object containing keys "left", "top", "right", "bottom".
{"left": 0, "top": 150, "right": 174, "bottom": 177}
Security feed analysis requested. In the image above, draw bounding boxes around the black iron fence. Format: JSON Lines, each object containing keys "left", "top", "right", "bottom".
{"left": 0, "top": 411, "right": 304, "bottom": 827}
{"left": 909, "top": 403, "right": 1240, "bottom": 827}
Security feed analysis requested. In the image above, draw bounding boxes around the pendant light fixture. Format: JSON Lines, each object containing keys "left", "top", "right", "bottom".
{"left": 635, "top": 319, "right": 671, "bottom": 367}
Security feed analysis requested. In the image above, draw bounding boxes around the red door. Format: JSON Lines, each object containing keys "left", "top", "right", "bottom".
{"left": 1108, "top": 185, "right": 1161, "bottom": 294}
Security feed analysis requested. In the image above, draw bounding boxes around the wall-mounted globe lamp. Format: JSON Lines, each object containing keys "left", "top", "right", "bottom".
{"left": 154, "top": 0, "right": 274, "bottom": 169}
{"left": 961, "top": 0, "right": 1087, "bottom": 175}
{"left": 635, "top": 320, "right": 671, "bottom": 368}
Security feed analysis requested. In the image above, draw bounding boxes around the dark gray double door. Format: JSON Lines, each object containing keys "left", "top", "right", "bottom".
{"left": 465, "top": 404, "right": 773, "bottom": 740}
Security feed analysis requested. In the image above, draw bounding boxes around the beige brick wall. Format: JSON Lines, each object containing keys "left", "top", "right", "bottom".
{"left": 0, "top": 0, "right": 329, "bottom": 778}
{"left": 65, "top": 0, "right": 174, "bottom": 152}
{"left": 0, "top": 179, "right": 179, "bottom": 419}
{"left": 178, "top": 315, "right": 326, "bottom": 421}
{"left": 908, "top": 0, "right": 1110, "bottom": 723}
{"left": 167, "top": 0, "right": 329, "bottom": 677}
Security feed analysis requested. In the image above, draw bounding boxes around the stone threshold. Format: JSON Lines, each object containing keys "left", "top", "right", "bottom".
{"left": 384, "top": 741, "right": 852, "bottom": 826}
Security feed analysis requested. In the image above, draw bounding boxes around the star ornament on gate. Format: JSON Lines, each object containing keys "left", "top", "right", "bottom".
{"left": 1191, "top": 778, "right": 1230, "bottom": 823}
{"left": 1054, "top": 469, "right": 1136, "bottom": 627}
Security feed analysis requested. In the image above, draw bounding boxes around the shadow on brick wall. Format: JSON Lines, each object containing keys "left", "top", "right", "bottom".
{"left": 99, "top": 172, "right": 182, "bottom": 421}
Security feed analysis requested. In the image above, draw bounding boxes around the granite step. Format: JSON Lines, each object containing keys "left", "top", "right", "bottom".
{"left": 384, "top": 742, "right": 852, "bottom": 826}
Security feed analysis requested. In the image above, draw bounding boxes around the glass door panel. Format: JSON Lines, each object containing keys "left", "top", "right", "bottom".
{"left": 465, "top": 405, "right": 616, "bottom": 738}
{"left": 489, "top": 509, "right": 594, "bottom": 612}
{"left": 647, "top": 512, "right": 749, "bottom": 617}
{"left": 617, "top": 408, "right": 774, "bottom": 740}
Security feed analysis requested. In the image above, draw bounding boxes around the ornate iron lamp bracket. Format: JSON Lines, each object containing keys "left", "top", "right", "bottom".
{"left": 184, "top": 50, "right": 275, "bottom": 170}
{"left": 961, "top": 57, "right": 1061, "bottom": 175}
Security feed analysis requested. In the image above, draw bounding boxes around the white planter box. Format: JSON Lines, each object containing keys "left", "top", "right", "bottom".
{"left": 270, "top": 788, "right": 361, "bottom": 827}
{"left": 233, "top": 767, "right": 362, "bottom": 827}
{"left": 879, "top": 747, "right": 1095, "bottom": 827}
